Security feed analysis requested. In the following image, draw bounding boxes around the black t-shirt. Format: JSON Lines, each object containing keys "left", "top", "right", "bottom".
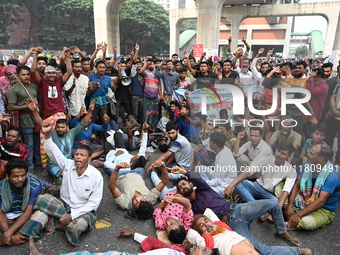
{"left": 194, "top": 72, "right": 216, "bottom": 89}
{"left": 221, "top": 71, "right": 239, "bottom": 85}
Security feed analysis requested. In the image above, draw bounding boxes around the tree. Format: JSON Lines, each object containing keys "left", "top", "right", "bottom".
{"left": 119, "top": 0, "right": 170, "bottom": 55}
{"left": 180, "top": 20, "right": 197, "bottom": 34}
{"left": 0, "top": 2, "right": 23, "bottom": 47}
{"left": 295, "top": 45, "right": 308, "bottom": 58}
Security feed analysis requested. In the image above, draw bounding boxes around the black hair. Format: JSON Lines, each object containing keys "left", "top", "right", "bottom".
{"left": 37, "top": 57, "right": 48, "bottom": 65}
{"left": 95, "top": 60, "right": 106, "bottom": 67}
{"left": 147, "top": 59, "right": 155, "bottom": 64}
{"left": 281, "top": 62, "right": 293, "bottom": 70}
{"left": 311, "top": 123, "right": 327, "bottom": 134}
{"left": 173, "top": 60, "right": 181, "bottom": 65}
{"left": 295, "top": 61, "right": 307, "bottom": 69}
{"left": 277, "top": 141, "right": 295, "bottom": 155}
{"left": 56, "top": 119, "right": 69, "bottom": 126}
{"left": 322, "top": 62, "right": 333, "bottom": 69}
{"left": 5, "top": 159, "right": 28, "bottom": 176}
{"left": 172, "top": 53, "right": 179, "bottom": 57}
{"left": 159, "top": 143, "right": 170, "bottom": 152}
{"left": 166, "top": 60, "right": 174, "bottom": 64}
{"left": 170, "top": 100, "right": 180, "bottom": 108}
{"left": 260, "top": 62, "right": 270, "bottom": 68}
{"left": 168, "top": 225, "right": 186, "bottom": 244}
{"left": 155, "top": 59, "right": 162, "bottom": 63}
{"left": 218, "top": 123, "right": 231, "bottom": 131}
{"left": 76, "top": 145, "right": 92, "bottom": 157}
{"left": 81, "top": 57, "right": 90, "bottom": 62}
{"left": 132, "top": 156, "right": 146, "bottom": 169}
{"left": 209, "top": 132, "right": 226, "bottom": 149}
{"left": 71, "top": 59, "right": 81, "bottom": 67}
{"left": 8, "top": 126, "right": 22, "bottom": 137}
{"left": 319, "top": 144, "right": 333, "bottom": 162}
{"left": 16, "top": 65, "right": 30, "bottom": 75}
{"left": 166, "top": 120, "right": 179, "bottom": 132}
{"left": 250, "top": 127, "right": 263, "bottom": 136}
{"left": 48, "top": 59, "right": 58, "bottom": 67}
{"left": 312, "top": 67, "right": 324, "bottom": 77}
{"left": 219, "top": 109, "right": 228, "bottom": 117}
{"left": 111, "top": 67, "right": 118, "bottom": 76}
{"left": 135, "top": 201, "right": 153, "bottom": 220}
{"left": 263, "top": 75, "right": 284, "bottom": 90}
{"left": 223, "top": 59, "right": 232, "bottom": 65}
{"left": 7, "top": 59, "right": 19, "bottom": 66}
{"left": 212, "top": 248, "right": 221, "bottom": 255}
{"left": 194, "top": 112, "right": 207, "bottom": 122}
{"left": 178, "top": 68, "right": 186, "bottom": 73}
{"left": 200, "top": 61, "right": 208, "bottom": 67}
{"left": 242, "top": 58, "right": 250, "bottom": 64}
{"left": 175, "top": 176, "right": 189, "bottom": 189}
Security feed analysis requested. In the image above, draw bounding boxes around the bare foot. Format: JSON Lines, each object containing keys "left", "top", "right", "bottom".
{"left": 285, "top": 222, "right": 300, "bottom": 231}
{"left": 92, "top": 160, "right": 104, "bottom": 168}
{"left": 145, "top": 154, "right": 152, "bottom": 161}
{"left": 300, "top": 248, "right": 312, "bottom": 255}
{"left": 29, "top": 237, "right": 42, "bottom": 255}
{"left": 55, "top": 222, "right": 65, "bottom": 231}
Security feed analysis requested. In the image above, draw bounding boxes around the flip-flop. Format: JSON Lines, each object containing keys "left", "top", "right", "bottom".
{"left": 275, "top": 233, "right": 301, "bottom": 247}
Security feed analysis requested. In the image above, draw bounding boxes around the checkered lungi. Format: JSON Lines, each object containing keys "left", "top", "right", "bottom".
{"left": 0, "top": 210, "right": 48, "bottom": 238}
{"left": 33, "top": 194, "right": 96, "bottom": 246}
{"left": 161, "top": 96, "right": 171, "bottom": 119}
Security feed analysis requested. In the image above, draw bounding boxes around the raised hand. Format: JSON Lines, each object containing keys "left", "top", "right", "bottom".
{"left": 258, "top": 48, "right": 265, "bottom": 55}
{"left": 237, "top": 131, "right": 246, "bottom": 139}
{"left": 228, "top": 36, "right": 232, "bottom": 42}
{"left": 42, "top": 121, "right": 55, "bottom": 134}
{"left": 267, "top": 49, "right": 273, "bottom": 56}
{"left": 135, "top": 43, "right": 140, "bottom": 51}
{"left": 89, "top": 99, "right": 96, "bottom": 112}
{"left": 241, "top": 37, "right": 246, "bottom": 43}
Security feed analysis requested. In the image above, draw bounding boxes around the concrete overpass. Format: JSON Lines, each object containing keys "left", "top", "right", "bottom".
{"left": 93, "top": 0, "right": 340, "bottom": 57}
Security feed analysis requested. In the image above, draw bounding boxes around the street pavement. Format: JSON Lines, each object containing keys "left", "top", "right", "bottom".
{"left": 3, "top": 151, "right": 340, "bottom": 255}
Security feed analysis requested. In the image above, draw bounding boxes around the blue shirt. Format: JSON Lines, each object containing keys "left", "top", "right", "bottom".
{"left": 88, "top": 73, "right": 112, "bottom": 104}
{"left": 154, "top": 71, "right": 180, "bottom": 96}
{"left": 298, "top": 164, "right": 340, "bottom": 212}
{"left": 0, "top": 177, "right": 42, "bottom": 214}
{"left": 178, "top": 114, "right": 199, "bottom": 142}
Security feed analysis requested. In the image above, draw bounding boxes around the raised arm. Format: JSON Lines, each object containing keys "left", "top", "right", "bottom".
{"left": 108, "top": 162, "right": 130, "bottom": 198}
{"left": 19, "top": 47, "right": 37, "bottom": 65}
{"left": 30, "top": 47, "right": 44, "bottom": 84}
{"left": 90, "top": 43, "right": 102, "bottom": 69}
{"left": 242, "top": 37, "right": 250, "bottom": 52}
{"left": 184, "top": 51, "right": 196, "bottom": 76}
{"left": 62, "top": 49, "right": 73, "bottom": 84}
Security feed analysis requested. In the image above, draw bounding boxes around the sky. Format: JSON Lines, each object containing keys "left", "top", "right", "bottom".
{"left": 294, "top": 0, "right": 338, "bottom": 39}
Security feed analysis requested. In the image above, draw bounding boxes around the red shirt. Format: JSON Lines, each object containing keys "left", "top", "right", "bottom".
{"left": 38, "top": 77, "right": 65, "bottom": 119}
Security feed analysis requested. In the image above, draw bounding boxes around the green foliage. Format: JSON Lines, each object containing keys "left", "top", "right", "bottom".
{"left": 180, "top": 20, "right": 197, "bottom": 34}
{"left": 0, "top": 2, "right": 24, "bottom": 47}
{"left": 295, "top": 45, "right": 308, "bottom": 57}
{"left": 4, "top": 0, "right": 95, "bottom": 51}
{"left": 119, "top": 0, "right": 170, "bottom": 55}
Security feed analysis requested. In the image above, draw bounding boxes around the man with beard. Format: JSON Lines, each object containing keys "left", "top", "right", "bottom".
{"left": 285, "top": 61, "right": 308, "bottom": 89}
{"left": 215, "top": 60, "right": 239, "bottom": 86}
{"left": 31, "top": 47, "right": 72, "bottom": 120}
{"left": 225, "top": 142, "right": 297, "bottom": 219}
{"left": 172, "top": 168, "right": 313, "bottom": 255}
{"left": 0, "top": 159, "right": 48, "bottom": 246}
{"left": 322, "top": 62, "right": 338, "bottom": 121}
{"left": 147, "top": 121, "right": 194, "bottom": 180}
{"left": 185, "top": 51, "right": 216, "bottom": 89}
{"left": 140, "top": 58, "right": 161, "bottom": 126}
{"left": 8, "top": 65, "right": 39, "bottom": 172}
{"left": 64, "top": 59, "right": 89, "bottom": 119}
{"left": 34, "top": 121, "right": 103, "bottom": 246}
{"left": 80, "top": 57, "right": 93, "bottom": 77}
{"left": 19, "top": 47, "right": 48, "bottom": 84}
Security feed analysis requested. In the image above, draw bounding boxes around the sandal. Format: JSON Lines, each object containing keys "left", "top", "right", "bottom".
{"left": 275, "top": 233, "right": 301, "bottom": 247}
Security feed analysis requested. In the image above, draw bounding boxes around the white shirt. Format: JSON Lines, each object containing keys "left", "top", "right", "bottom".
{"left": 249, "top": 156, "right": 297, "bottom": 194}
{"left": 44, "top": 137, "right": 103, "bottom": 220}
{"left": 104, "top": 132, "right": 147, "bottom": 171}
{"left": 234, "top": 139, "right": 272, "bottom": 161}
{"left": 64, "top": 74, "right": 89, "bottom": 116}
{"left": 206, "top": 146, "right": 237, "bottom": 193}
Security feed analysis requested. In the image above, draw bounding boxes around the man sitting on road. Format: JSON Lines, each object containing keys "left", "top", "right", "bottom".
{"left": 33, "top": 121, "right": 103, "bottom": 246}
{"left": 0, "top": 159, "right": 47, "bottom": 246}
{"left": 285, "top": 144, "right": 340, "bottom": 231}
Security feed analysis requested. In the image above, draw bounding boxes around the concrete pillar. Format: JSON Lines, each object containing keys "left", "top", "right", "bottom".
{"left": 332, "top": 13, "right": 340, "bottom": 52}
{"left": 324, "top": 12, "right": 340, "bottom": 56}
{"left": 169, "top": 11, "right": 181, "bottom": 55}
{"left": 283, "top": 17, "right": 293, "bottom": 58}
{"left": 93, "top": 0, "right": 126, "bottom": 56}
{"left": 229, "top": 16, "right": 242, "bottom": 52}
{"left": 195, "top": 0, "right": 225, "bottom": 50}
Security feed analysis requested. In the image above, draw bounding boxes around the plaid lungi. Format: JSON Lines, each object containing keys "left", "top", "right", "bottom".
{"left": 40, "top": 112, "right": 67, "bottom": 168}
{"left": 34, "top": 194, "right": 96, "bottom": 246}
{"left": 0, "top": 210, "right": 48, "bottom": 238}
{"left": 161, "top": 96, "right": 171, "bottom": 119}
{"left": 143, "top": 97, "right": 159, "bottom": 126}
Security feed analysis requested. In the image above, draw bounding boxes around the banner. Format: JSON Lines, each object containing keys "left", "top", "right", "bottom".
{"left": 193, "top": 44, "right": 204, "bottom": 58}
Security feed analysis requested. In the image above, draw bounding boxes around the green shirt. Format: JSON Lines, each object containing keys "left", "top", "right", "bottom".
{"left": 8, "top": 82, "right": 38, "bottom": 128}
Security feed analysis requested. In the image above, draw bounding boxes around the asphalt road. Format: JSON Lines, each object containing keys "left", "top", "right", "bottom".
{"left": 3, "top": 151, "right": 340, "bottom": 255}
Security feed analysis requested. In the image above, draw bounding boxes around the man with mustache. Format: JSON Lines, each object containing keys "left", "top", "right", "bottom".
{"left": 33, "top": 121, "right": 103, "bottom": 246}
{"left": 171, "top": 167, "right": 313, "bottom": 255}
{"left": 0, "top": 159, "right": 47, "bottom": 246}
